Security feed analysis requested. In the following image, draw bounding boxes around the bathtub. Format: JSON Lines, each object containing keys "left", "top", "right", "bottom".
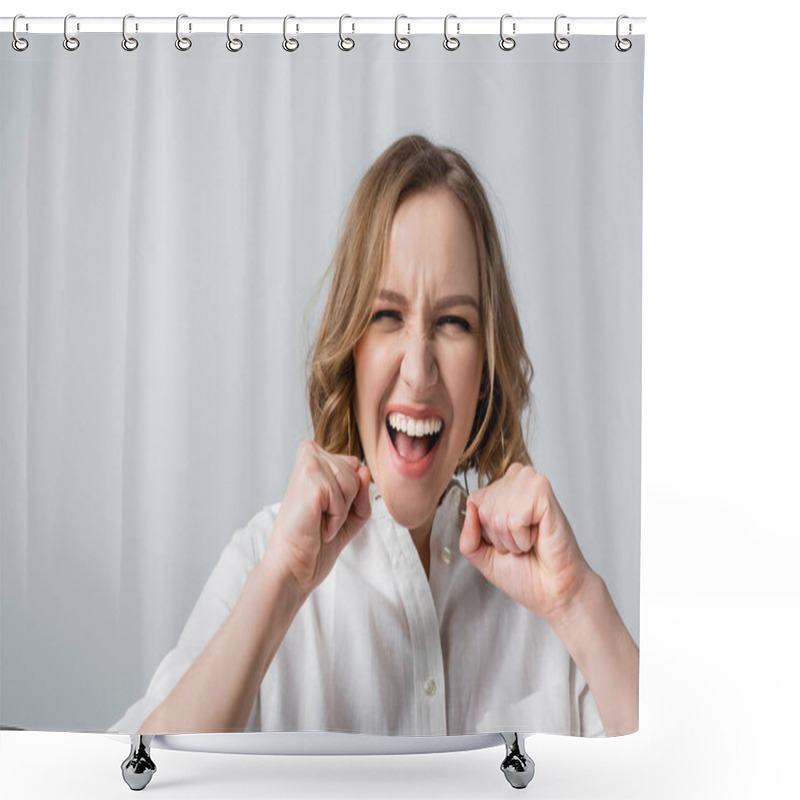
{"left": 115, "top": 731, "right": 534, "bottom": 790}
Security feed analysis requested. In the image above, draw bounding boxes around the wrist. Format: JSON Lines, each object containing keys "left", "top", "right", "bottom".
{"left": 249, "top": 545, "right": 310, "bottom": 616}
{"left": 548, "top": 568, "right": 606, "bottom": 640}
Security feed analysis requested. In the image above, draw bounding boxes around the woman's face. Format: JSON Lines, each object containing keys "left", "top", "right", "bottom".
{"left": 353, "top": 188, "right": 484, "bottom": 537}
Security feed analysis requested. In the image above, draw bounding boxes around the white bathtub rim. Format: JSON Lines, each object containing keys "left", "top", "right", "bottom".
{"left": 104, "top": 731, "right": 509, "bottom": 756}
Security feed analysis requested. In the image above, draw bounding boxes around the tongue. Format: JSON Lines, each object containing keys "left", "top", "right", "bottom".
{"left": 395, "top": 431, "right": 431, "bottom": 463}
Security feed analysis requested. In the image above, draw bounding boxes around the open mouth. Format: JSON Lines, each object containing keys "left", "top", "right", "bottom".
{"left": 386, "top": 413, "right": 444, "bottom": 464}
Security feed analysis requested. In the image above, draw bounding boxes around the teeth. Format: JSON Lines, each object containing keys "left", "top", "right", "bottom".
{"left": 387, "top": 412, "right": 443, "bottom": 437}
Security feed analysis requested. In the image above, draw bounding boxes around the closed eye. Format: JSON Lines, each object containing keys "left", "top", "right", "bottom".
{"left": 370, "top": 310, "right": 472, "bottom": 332}
{"left": 370, "top": 309, "right": 401, "bottom": 323}
{"left": 439, "top": 315, "right": 472, "bottom": 332}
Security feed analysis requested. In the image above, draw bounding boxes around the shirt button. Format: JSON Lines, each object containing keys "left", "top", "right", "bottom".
{"left": 441, "top": 546, "right": 452, "bottom": 565}
{"left": 423, "top": 677, "right": 437, "bottom": 697}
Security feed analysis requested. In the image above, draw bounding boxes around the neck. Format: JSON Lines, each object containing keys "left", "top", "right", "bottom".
{"left": 408, "top": 481, "right": 457, "bottom": 580}
{"left": 408, "top": 520, "right": 433, "bottom": 580}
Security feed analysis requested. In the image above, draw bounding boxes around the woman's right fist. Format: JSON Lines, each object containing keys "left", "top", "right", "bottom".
{"left": 266, "top": 440, "right": 372, "bottom": 596}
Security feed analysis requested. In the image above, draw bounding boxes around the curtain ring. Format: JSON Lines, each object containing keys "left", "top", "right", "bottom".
{"left": 283, "top": 15, "right": 299, "bottom": 51}
{"left": 122, "top": 14, "right": 138, "bottom": 51}
{"left": 394, "top": 15, "right": 410, "bottom": 51}
{"left": 338, "top": 14, "right": 355, "bottom": 51}
{"left": 63, "top": 13, "right": 80, "bottom": 51}
{"left": 615, "top": 14, "right": 632, "bottom": 52}
{"left": 226, "top": 15, "right": 243, "bottom": 52}
{"left": 12, "top": 15, "right": 29, "bottom": 52}
{"left": 175, "top": 14, "right": 192, "bottom": 51}
{"left": 553, "top": 14, "right": 570, "bottom": 51}
{"left": 499, "top": 14, "right": 516, "bottom": 51}
{"left": 443, "top": 14, "right": 460, "bottom": 51}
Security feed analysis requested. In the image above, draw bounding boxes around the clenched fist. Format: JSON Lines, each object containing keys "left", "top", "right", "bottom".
{"left": 459, "top": 463, "right": 594, "bottom": 625}
{"left": 266, "top": 440, "right": 372, "bottom": 597}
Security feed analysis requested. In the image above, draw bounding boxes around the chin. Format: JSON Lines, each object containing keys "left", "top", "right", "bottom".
{"left": 379, "top": 473, "right": 448, "bottom": 532}
{"left": 383, "top": 495, "right": 434, "bottom": 532}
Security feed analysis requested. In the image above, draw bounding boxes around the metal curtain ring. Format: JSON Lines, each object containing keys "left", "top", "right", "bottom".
{"left": 226, "top": 15, "right": 243, "bottom": 52}
{"left": 176, "top": 14, "right": 192, "bottom": 51}
{"left": 63, "top": 13, "right": 80, "bottom": 51}
{"left": 12, "top": 14, "right": 29, "bottom": 51}
{"left": 443, "top": 14, "right": 460, "bottom": 51}
{"left": 394, "top": 15, "right": 410, "bottom": 51}
{"left": 122, "top": 14, "right": 138, "bottom": 51}
{"left": 553, "top": 14, "right": 570, "bottom": 51}
{"left": 339, "top": 14, "right": 355, "bottom": 51}
{"left": 283, "top": 15, "right": 299, "bottom": 51}
{"left": 499, "top": 14, "right": 516, "bottom": 51}
{"left": 615, "top": 14, "right": 632, "bottom": 51}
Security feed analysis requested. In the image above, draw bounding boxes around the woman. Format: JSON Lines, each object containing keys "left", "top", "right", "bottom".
{"left": 112, "top": 135, "right": 638, "bottom": 737}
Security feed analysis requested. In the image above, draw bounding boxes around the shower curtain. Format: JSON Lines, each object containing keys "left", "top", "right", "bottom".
{"left": 1, "top": 22, "right": 644, "bottom": 736}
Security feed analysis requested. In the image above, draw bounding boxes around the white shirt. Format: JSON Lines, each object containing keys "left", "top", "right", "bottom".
{"left": 111, "top": 481, "right": 604, "bottom": 737}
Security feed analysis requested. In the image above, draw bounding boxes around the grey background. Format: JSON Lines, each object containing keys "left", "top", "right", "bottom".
{"left": 1, "top": 33, "right": 643, "bottom": 731}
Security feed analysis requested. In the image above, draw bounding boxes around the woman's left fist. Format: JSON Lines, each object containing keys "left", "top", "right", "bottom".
{"left": 459, "top": 463, "right": 594, "bottom": 623}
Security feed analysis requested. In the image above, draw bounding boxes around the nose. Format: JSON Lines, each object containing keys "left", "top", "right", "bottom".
{"left": 399, "top": 334, "right": 438, "bottom": 394}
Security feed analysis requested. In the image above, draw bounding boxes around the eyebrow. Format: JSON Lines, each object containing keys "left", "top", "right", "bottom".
{"left": 376, "top": 289, "right": 480, "bottom": 313}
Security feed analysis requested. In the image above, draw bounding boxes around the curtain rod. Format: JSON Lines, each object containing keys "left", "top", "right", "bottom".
{"left": 1, "top": 16, "right": 646, "bottom": 36}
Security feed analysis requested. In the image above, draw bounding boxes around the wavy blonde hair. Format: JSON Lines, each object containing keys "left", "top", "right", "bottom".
{"left": 307, "top": 135, "right": 533, "bottom": 486}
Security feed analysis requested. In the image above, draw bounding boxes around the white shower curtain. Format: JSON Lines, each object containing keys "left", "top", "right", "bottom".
{"left": 1, "top": 26, "right": 643, "bottom": 732}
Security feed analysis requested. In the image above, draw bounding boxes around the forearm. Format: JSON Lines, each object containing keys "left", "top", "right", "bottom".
{"left": 138, "top": 554, "right": 308, "bottom": 734}
{"left": 551, "top": 572, "right": 639, "bottom": 737}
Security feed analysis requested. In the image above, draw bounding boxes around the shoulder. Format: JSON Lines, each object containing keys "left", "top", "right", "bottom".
{"left": 226, "top": 501, "right": 282, "bottom": 566}
{"left": 188, "top": 501, "right": 283, "bottom": 616}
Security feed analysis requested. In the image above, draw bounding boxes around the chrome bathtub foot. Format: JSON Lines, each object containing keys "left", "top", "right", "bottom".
{"left": 500, "top": 732, "right": 535, "bottom": 789}
{"left": 121, "top": 735, "right": 156, "bottom": 791}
